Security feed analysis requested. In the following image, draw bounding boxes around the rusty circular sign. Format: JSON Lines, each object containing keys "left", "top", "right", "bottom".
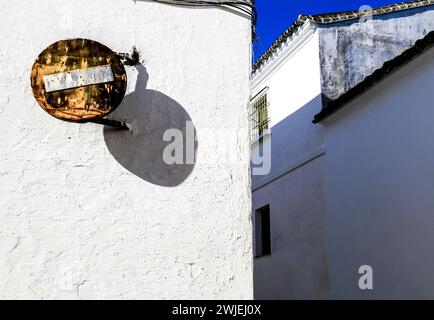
{"left": 30, "top": 39, "right": 127, "bottom": 123}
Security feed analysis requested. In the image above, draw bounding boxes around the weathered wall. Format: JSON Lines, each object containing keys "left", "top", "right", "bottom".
{"left": 0, "top": 0, "right": 252, "bottom": 299}
{"left": 323, "top": 46, "right": 434, "bottom": 299}
{"left": 319, "top": 5, "right": 434, "bottom": 100}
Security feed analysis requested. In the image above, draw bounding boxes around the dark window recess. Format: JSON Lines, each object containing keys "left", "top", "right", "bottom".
{"left": 254, "top": 205, "right": 271, "bottom": 258}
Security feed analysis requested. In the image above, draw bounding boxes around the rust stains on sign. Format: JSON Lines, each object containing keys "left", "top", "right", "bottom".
{"left": 30, "top": 39, "right": 127, "bottom": 122}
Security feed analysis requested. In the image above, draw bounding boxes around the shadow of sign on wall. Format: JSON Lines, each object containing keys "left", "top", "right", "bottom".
{"left": 104, "top": 64, "right": 198, "bottom": 187}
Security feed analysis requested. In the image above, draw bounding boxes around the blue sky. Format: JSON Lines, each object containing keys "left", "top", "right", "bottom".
{"left": 254, "top": 0, "right": 401, "bottom": 61}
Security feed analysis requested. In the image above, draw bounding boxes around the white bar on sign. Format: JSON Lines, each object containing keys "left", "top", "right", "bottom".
{"left": 43, "top": 65, "right": 115, "bottom": 93}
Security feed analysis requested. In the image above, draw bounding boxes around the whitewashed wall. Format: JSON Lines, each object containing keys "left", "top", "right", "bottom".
{"left": 251, "top": 7, "right": 434, "bottom": 299}
{"left": 0, "top": 0, "right": 252, "bottom": 299}
{"left": 323, "top": 47, "right": 434, "bottom": 299}
{"left": 251, "top": 24, "right": 329, "bottom": 299}
{"left": 251, "top": 23, "right": 324, "bottom": 183}
{"left": 252, "top": 22, "right": 322, "bottom": 128}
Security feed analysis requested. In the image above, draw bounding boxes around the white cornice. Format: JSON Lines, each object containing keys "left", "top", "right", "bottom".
{"left": 252, "top": 21, "right": 318, "bottom": 91}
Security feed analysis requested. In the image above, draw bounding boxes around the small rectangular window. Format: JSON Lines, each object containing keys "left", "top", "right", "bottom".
{"left": 254, "top": 205, "right": 271, "bottom": 258}
{"left": 249, "top": 87, "right": 270, "bottom": 142}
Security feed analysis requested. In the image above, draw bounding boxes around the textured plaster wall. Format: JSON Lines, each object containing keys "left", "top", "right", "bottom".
{"left": 319, "top": 6, "right": 434, "bottom": 100}
{"left": 0, "top": 0, "right": 252, "bottom": 299}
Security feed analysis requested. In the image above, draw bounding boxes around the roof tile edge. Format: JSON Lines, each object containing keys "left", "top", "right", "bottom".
{"left": 253, "top": 0, "right": 434, "bottom": 74}
{"left": 312, "top": 30, "right": 434, "bottom": 123}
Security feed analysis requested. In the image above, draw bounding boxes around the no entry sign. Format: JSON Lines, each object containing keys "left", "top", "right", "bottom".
{"left": 30, "top": 39, "right": 127, "bottom": 123}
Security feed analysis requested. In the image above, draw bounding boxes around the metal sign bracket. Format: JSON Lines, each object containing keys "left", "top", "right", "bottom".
{"left": 89, "top": 47, "right": 141, "bottom": 130}
{"left": 89, "top": 117, "right": 129, "bottom": 129}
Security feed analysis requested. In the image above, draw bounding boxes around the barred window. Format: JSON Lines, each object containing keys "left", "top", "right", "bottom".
{"left": 249, "top": 87, "right": 270, "bottom": 142}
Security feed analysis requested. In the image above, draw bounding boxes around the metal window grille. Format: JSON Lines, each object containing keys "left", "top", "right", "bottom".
{"left": 249, "top": 87, "right": 270, "bottom": 142}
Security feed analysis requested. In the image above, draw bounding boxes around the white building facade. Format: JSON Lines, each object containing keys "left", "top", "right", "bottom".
{"left": 251, "top": 1, "right": 434, "bottom": 299}
{"left": 0, "top": 0, "right": 253, "bottom": 299}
